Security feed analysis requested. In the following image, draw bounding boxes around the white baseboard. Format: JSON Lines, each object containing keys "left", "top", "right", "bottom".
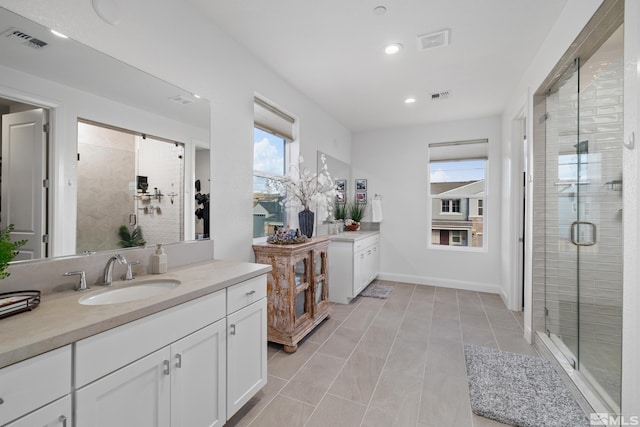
{"left": 377, "top": 272, "right": 503, "bottom": 295}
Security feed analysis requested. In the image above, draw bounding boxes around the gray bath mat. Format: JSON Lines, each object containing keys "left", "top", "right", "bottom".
{"left": 360, "top": 283, "right": 393, "bottom": 299}
{"left": 463, "top": 344, "right": 589, "bottom": 427}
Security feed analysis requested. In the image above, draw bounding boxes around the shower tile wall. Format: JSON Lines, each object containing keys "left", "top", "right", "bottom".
{"left": 137, "top": 137, "right": 185, "bottom": 246}
{"left": 77, "top": 123, "right": 136, "bottom": 253}
{"left": 534, "top": 47, "right": 623, "bottom": 405}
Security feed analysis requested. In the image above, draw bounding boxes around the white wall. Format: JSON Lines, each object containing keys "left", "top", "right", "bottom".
{"left": 351, "top": 116, "right": 503, "bottom": 295}
{"left": 0, "top": 0, "right": 352, "bottom": 261}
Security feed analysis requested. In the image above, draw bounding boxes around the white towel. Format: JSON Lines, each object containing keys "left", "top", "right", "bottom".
{"left": 371, "top": 198, "right": 383, "bottom": 222}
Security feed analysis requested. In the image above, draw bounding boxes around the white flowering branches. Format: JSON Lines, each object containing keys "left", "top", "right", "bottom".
{"left": 265, "top": 154, "right": 337, "bottom": 213}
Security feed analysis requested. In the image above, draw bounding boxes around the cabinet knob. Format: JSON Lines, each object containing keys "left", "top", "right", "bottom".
{"left": 230, "top": 324, "right": 236, "bottom": 335}
{"left": 163, "top": 360, "right": 170, "bottom": 375}
{"left": 58, "top": 415, "right": 68, "bottom": 427}
{"left": 245, "top": 290, "right": 256, "bottom": 296}
{"left": 175, "top": 353, "right": 182, "bottom": 368}
{"left": 0, "top": 397, "right": 3, "bottom": 405}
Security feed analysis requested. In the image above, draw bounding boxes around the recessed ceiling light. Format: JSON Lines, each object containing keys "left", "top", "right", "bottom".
{"left": 50, "top": 29, "right": 68, "bottom": 39}
{"left": 385, "top": 43, "right": 403, "bottom": 55}
{"left": 404, "top": 97, "right": 416, "bottom": 104}
{"left": 373, "top": 6, "right": 387, "bottom": 15}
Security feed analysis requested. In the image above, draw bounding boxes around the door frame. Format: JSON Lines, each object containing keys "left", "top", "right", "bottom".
{"left": 0, "top": 87, "right": 65, "bottom": 257}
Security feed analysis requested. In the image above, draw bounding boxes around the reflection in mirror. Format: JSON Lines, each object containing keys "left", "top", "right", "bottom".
{"left": 316, "top": 151, "right": 351, "bottom": 234}
{"left": 0, "top": 6, "right": 210, "bottom": 261}
{"left": 77, "top": 121, "right": 185, "bottom": 253}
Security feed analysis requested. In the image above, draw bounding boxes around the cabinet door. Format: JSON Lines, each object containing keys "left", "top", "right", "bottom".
{"left": 4, "top": 395, "right": 71, "bottom": 427}
{"left": 227, "top": 298, "right": 267, "bottom": 418}
{"left": 354, "top": 250, "right": 366, "bottom": 295}
{"left": 171, "top": 319, "right": 226, "bottom": 427}
{"left": 76, "top": 347, "right": 171, "bottom": 427}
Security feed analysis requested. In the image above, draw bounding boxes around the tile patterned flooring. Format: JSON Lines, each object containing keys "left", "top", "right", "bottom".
{"left": 226, "top": 280, "right": 538, "bottom": 427}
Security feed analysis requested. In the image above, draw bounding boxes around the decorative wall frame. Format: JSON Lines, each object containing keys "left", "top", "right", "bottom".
{"left": 355, "top": 179, "right": 367, "bottom": 191}
{"left": 355, "top": 191, "right": 367, "bottom": 204}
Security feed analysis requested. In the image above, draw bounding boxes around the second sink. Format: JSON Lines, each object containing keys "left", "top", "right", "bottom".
{"left": 78, "top": 279, "right": 180, "bottom": 306}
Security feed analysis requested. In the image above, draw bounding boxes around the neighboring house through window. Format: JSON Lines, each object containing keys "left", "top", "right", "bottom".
{"left": 429, "top": 139, "right": 488, "bottom": 249}
{"left": 253, "top": 97, "right": 295, "bottom": 238}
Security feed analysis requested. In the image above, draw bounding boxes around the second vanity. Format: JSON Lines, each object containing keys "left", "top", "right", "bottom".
{"left": 0, "top": 258, "right": 270, "bottom": 427}
{"left": 328, "top": 231, "right": 380, "bottom": 304}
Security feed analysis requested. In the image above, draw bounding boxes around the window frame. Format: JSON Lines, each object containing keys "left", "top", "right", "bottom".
{"left": 428, "top": 139, "right": 488, "bottom": 252}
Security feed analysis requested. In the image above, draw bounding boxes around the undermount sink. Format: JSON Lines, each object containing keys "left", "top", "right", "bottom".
{"left": 78, "top": 279, "right": 181, "bottom": 306}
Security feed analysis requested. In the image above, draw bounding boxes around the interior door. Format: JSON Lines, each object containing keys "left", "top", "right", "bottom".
{"left": 1, "top": 109, "right": 47, "bottom": 260}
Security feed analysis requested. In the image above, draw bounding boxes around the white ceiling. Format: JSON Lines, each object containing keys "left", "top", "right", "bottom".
{"left": 186, "top": 0, "right": 568, "bottom": 132}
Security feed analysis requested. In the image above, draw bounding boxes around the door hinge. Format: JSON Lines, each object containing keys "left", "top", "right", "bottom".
{"left": 43, "top": 123, "right": 49, "bottom": 133}
{"left": 42, "top": 179, "right": 49, "bottom": 188}
{"left": 42, "top": 234, "right": 49, "bottom": 244}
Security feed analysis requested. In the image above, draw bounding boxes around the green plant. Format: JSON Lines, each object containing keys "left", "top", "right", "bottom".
{"left": 348, "top": 202, "right": 366, "bottom": 223}
{"left": 118, "top": 225, "right": 146, "bottom": 248}
{"left": 0, "top": 225, "right": 27, "bottom": 279}
{"left": 334, "top": 202, "right": 347, "bottom": 220}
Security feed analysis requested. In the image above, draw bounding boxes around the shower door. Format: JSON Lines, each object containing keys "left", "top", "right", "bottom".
{"left": 544, "top": 26, "right": 623, "bottom": 411}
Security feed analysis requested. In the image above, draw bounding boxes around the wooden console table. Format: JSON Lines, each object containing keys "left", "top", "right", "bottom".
{"left": 253, "top": 236, "right": 331, "bottom": 353}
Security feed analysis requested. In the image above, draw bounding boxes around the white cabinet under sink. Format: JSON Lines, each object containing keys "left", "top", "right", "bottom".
{"left": 329, "top": 233, "right": 380, "bottom": 304}
{"left": 226, "top": 276, "right": 267, "bottom": 417}
{"left": 73, "top": 274, "right": 267, "bottom": 427}
{"left": 0, "top": 346, "right": 71, "bottom": 427}
{"left": 75, "top": 320, "right": 226, "bottom": 427}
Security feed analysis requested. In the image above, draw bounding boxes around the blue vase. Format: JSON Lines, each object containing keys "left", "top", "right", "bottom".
{"left": 298, "top": 209, "right": 315, "bottom": 238}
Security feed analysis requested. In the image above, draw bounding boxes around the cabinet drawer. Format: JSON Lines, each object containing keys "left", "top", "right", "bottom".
{"left": 75, "top": 289, "right": 225, "bottom": 388}
{"left": 0, "top": 346, "right": 71, "bottom": 426}
{"left": 227, "top": 275, "right": 267, "bottom": 314}
{"left": 354, "top": 234, "right": 379, "bottom": 252}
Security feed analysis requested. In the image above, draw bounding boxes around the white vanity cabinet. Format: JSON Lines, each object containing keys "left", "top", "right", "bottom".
{"left": 0, "top": 345, "right": 71, "bottom": 427}
{"left": 75, "top": 289, "right": 228, "bottom": 427}
{"left": 4, "top": 396, "right": 71, "bottom": 427}
{"left": 226, "top": 275, "right": 267, "bottom": 418}
{"left": 329, "top": 233, "right": 380, "bottom": 304}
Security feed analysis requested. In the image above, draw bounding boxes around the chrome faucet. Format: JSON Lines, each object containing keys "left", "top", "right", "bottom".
{"left": 102, "top": 254, "right": 127, "bottom": 285}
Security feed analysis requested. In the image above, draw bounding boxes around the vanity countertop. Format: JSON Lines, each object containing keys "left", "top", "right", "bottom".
{"left": 330, "top": 231, "right": 379, "bottom": 242}
{"left": 0, "top": 259, "right": 270, "bottom": 369}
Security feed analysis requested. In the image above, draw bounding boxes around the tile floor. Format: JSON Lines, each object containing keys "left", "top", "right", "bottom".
{"left": 226, "top": 280, "right": 539, "bottom": 427}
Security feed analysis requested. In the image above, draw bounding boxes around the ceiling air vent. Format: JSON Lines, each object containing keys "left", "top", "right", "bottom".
{"left": 2, "top": 28, "right": 48, "bottom": 49}
{"left": 417, "top": 29, "right": 450, "bottom": 51}
{"left": 430, "top": 90, "right": 451, "bottom": 101}
{"left": 168, "top": 95, "right": 194, "bottom": 105}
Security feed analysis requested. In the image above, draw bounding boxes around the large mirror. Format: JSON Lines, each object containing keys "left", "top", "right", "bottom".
{"left": 0, "top": 6, "right": 210, "bottom": 261}
{"left": 316, "top": 151, "right": 351, "bottom": 235}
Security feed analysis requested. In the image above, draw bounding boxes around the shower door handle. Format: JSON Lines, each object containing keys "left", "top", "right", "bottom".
{"left": 570, "top": 221, "right": 596, "bottom": 246}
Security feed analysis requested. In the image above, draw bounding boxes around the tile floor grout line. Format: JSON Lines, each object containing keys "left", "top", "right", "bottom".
{"left": 244, "top": 298, "right": 359, "bottom": 427}
{"left": 358, "top": 284, "right": 415, "bottom": 427}
{"left": 413, "top": 285, "right": 436, "bottom": 427}
{"left": 301, "top": 293, "right": 387, "bottom": 426}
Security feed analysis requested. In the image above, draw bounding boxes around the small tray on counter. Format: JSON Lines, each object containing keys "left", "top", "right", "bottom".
{"left": 0, "top": 290, "right": 41, "bottom": 319}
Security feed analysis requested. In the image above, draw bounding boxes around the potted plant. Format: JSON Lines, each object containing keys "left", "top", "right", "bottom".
{"left": 118, "top": 225, "right": 146, "bottom": 248}
{"left": 0, "top": 225, "right": 27, "bottom": 279}
{"left": 346, "top": 202, "right": 366, "bottom": 231}
{"left": 334, "top": 201, "right": 347, "bottom": 221}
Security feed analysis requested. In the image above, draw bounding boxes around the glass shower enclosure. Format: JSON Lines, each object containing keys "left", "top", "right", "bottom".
{"left": 543, "top": 26, "right": 623, "bottom": 411}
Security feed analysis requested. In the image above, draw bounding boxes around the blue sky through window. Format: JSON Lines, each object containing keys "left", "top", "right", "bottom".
{"left": 430, "top": 160, "right": 485, "bottom": 183}
{"left": 254, "top": 128, "right": 285, "bottom": 193}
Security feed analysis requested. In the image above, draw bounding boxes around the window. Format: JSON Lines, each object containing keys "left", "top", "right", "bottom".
{"left": 253, "top": 97, "right": 295, "bottom": 238}
{"left": 429, "top": 139, "right": 487, "bottom": 249}
{"left": 441, "top": 199, "right": 461, "bottom": 213}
